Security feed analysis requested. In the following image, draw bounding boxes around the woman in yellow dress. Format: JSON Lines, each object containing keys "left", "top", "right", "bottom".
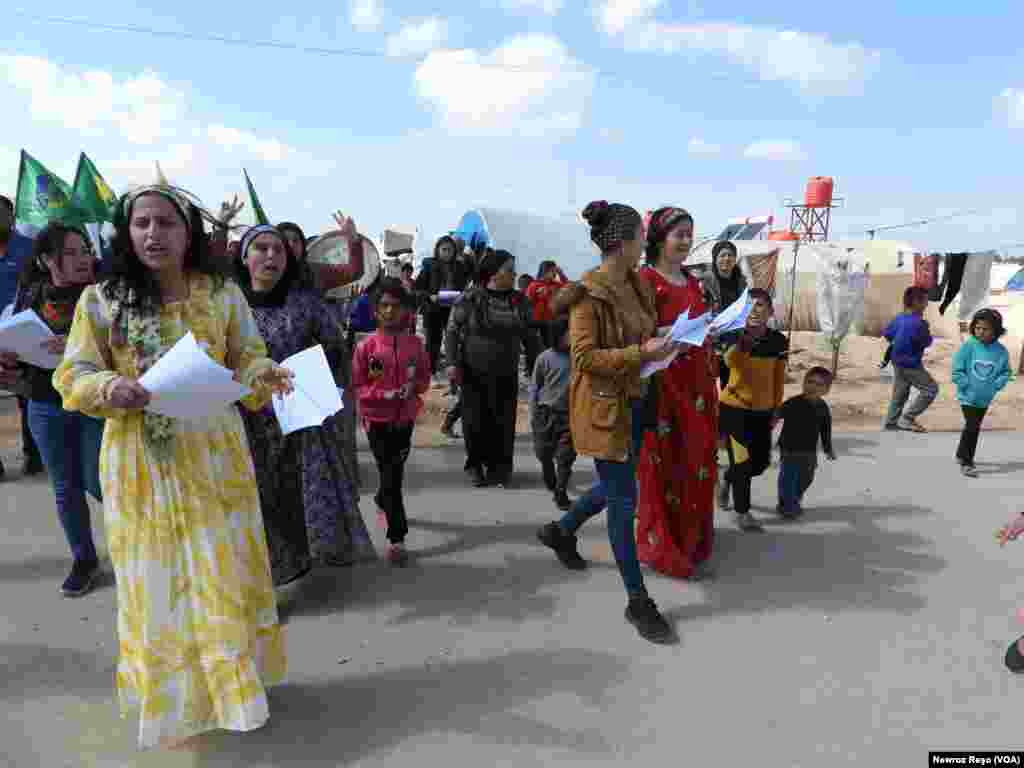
{"left": 54, "top": 181, "right": 294, "bottom": 749}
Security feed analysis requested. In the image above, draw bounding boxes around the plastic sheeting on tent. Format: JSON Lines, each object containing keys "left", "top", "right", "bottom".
{"left": 815, "top": 246, "right": 869, "bottom": 341}
{"left": 1007, "top": 267, "right": 1024, "bottom": 293}
{"left": 454, "top": 208, "right": 601, "bottom": 280}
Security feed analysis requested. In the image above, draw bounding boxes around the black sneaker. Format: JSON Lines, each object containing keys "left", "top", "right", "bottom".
{"left": 487, "top": 470, "right": 510, "bottom": 489}
{"left": 1006, "top": 637, "right": 1024, "bottom": 673}
{"left": 625, "top": 596, "right": 675, "bottom": 644}
{"left": 0, "top": 459, "right": 5, "bottom": 481}
{"left": 536, "top": 522, "right": 587, "bottom": 570}
{"left": 553, "top": 490, "right": 572, "bottom": 511}
{"left": 22, "top": 455, "right": 44, "bottom": 476}
{"left": 61, "top": 559, "right": 99, "bottom": 597}
{"left": 467, "top": 466, "right": 487, "bottom": 488}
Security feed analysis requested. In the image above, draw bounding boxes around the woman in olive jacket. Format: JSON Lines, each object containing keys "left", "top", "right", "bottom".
{"left": 536, "top": 201, "right": 678, "bottom": 645}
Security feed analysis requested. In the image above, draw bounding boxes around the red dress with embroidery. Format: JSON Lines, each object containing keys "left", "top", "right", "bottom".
{"left": 637, "top": 266, "right": 719, "bottom": 578}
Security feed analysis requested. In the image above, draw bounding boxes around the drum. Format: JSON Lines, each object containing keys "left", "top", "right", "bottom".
{"left": 306, "top": 230, "right": 381, "bottom": 300}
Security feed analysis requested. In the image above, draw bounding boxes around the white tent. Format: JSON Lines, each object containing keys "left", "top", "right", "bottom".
{"left": 453, "top": 207, "right": 600, "bottom": 280}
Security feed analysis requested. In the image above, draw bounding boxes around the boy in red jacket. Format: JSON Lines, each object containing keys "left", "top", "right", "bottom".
{"left": 352, "top": 278, "right": 432, "bottom": 566}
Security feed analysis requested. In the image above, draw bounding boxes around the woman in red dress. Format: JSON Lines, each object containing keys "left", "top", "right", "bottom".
{"left": 636, "top": 207, "right": 719, "bottom": 580}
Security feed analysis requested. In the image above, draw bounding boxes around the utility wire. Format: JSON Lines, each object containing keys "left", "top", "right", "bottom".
{"left": 8, "top": 9, "right": 767, "bottom": 87}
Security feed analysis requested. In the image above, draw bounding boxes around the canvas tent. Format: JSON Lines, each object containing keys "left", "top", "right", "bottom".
{"left": 690, "top": 238, "right": 927, "bottom": 336}
{"left": 453, "top": 208, "right": 600, "bottom": 280}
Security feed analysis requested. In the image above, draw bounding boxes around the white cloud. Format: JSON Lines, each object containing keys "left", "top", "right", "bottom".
{"left": 995, "top": 88, "right": 1024, "bottom": 129}
{"left": 350, "top": 0, "right": 383, "bottom": 30}
{"left": 687, "top": 137, "right": 721, "bottom": 155}
{"left": 594, "top": 0, "right": 880, "bottom": 92}
{"left": 743, "top": 139, "right": 802, "bottom": 160}
{"left": 501, "top": 0, "right": 565, "bottom": 16}
{"left": 414, "top": 34, "right": 594, "bottom": 139}
{"left": 596, "top": 0, "right": 661, "bottom": 35}
{"left": 207, "top": 124, "right": 295, "bottom": 165}
{"left": 386, "top": 18, "right": 449, "bottom": 58}
{"left": 0, "top": 55, "right": 187, "bottom": 145}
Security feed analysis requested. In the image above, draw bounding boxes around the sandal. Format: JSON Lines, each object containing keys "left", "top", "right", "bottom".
{"left": 898, "top": 419, "right": 927, "bottom": 433}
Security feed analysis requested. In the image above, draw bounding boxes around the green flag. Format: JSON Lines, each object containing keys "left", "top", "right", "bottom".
{"left": 72, "top": 153, "right": 118, "bottom": 223}
{"left": 243, "top": 168, "right": 270, "bottom": 225}
{"left": 14, "top": 150, "right": 86, "bottom": 228}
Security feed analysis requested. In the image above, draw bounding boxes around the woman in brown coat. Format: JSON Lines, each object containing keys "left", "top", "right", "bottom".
{"left": 536, "top": 200, "right": 678, "bottom": 644}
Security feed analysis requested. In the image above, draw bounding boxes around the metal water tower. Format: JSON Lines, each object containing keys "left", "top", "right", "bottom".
{"left": 783, "top": 177, "right": 844, "bottom": 242}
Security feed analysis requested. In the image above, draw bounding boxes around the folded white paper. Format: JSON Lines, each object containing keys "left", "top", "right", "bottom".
{"left": 708, "top": 288, "right": 752, "bottom": 337}
{"left": 0, "top": 310, "right": 61, "bottom": 369}
{"left": 139, "top": 332, "right": 251, "bottom": 422}
{"left": 272, "top": 345, "right": 344, "bottom": 436}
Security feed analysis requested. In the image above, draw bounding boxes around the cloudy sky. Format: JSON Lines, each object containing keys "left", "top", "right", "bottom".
{"left": 1, "top": 0, "right": 1021, "bottom": 253}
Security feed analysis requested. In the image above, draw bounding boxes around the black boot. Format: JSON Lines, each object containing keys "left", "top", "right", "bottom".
{"left": 536, "top": 522, "right": 587, "bottom": 570}
{"left": 625, "top": 595, "right": 675, "bottom": 644}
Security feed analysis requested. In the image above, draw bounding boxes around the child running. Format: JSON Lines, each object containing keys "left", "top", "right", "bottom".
{"left": 951, "top": 308, "right": 1011, "bottom": 477}
{"left": 775, "top": 366, "right": 837, "bottom": 519}
{"left": 882, "top": 286, "right": 938, "bottom": 432}
{"left": 352, "top": 277, "right": 431, "bottom": 566}
{"left": 529, "top": 316, "right": 577, "bottom": 511}
{"left": 718, "top": 288, "right": 788, "bottom": 532}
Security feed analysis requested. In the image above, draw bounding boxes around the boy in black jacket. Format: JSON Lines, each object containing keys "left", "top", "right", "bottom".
{"left": 776, "top": 366, "right": 837, "bottom": 519}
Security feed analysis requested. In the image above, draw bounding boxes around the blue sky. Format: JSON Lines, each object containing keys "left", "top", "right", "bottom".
{"left": 1, "top": 0, "right": 1021, "bottom": 253}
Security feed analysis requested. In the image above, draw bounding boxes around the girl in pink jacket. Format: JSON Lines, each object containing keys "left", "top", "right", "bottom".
{"left": 352, "top": 278, "right": 432, "bottom": 565}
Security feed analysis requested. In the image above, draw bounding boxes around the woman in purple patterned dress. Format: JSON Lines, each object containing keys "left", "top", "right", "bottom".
{"left": 235, "top": 224, "right": 375, "bottom": 586}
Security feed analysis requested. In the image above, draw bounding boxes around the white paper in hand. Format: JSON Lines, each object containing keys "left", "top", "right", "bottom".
{"left": 0, "top": 310, "right": 61, "bottom": 369}
{"left": 708, "top": 288, "right": 752, "bottom": 337}
{"left": 669, "top": 308, "right": 712, "bottom": 347}
{"left": 139, "top": 332, "right": 251, "bottom": 422}
{"left": 640, "top": 349, "right": 680, "bottom": 379}
{"left": 272, "top": 345, "right": 344, "bottom": 436}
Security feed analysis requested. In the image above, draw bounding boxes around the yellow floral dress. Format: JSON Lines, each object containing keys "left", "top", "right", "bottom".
{"left": 53, "top": 273, "right": 286, "bottom": 749}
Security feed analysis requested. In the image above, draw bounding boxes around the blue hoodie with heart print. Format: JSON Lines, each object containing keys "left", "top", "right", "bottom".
{"left": 951, "top": 335, "right": 1012, "bottom": 408}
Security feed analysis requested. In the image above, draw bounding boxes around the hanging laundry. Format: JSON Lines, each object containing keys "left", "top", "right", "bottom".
{"left": 956, "top": 252, "right": 996, "bottom": 322}
{"left": 939, "top": 253, "right": 968, "bottom": 315}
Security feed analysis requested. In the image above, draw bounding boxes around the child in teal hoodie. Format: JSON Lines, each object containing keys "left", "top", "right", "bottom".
{"left": 951, "top": 308, "right": 1012, "bottom": 476}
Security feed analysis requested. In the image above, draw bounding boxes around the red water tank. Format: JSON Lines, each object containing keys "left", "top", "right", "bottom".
{"left": 805, "top": 176, "right": 834, "bottom": 208}
{"left": 767, "top": 230, "right": 800, "bottom": 241}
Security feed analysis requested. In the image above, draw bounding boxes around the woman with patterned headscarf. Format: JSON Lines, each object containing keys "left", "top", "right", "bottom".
{"left": 54, "top": 178, "right": 294, "bottom": 749}
{"left": 234, "top": 223, "right": 375, "bottom": 587}
{"left": 535, "top": 201, "right": 678, "bottom": 644}
{"left": 635, "top": 206, "right": 719, "bottom": 581}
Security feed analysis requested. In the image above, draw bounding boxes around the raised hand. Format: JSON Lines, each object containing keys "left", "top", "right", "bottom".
{"left": 219, "top": 195, "right": 246, "bottom": 226}
{"left": 261, "top": 365, "right": 295, "bottom": 396}
{"left": 332, "top": 211, "right": 357, "bottom": 241}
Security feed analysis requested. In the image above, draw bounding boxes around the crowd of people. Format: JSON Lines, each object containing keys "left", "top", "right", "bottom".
{"left": 2, "top": 177, "right": 1023, "bottom": 751}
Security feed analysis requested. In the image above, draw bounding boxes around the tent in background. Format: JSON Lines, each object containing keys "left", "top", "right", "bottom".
{"left": 453, "top": 207, "right": 600, "bottom": 280}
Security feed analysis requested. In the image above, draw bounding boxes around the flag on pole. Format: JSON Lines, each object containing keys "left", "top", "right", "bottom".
{"left": 14, "top": 150, "right": 86, "bottom": 228}
{"left": 72, "top": 153, "right": 117, "bottom": 223}
{"left": 243, "top": 168, "right": 270, "bottom": 225}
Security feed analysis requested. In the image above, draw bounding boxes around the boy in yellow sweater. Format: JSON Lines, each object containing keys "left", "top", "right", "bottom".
{"left": 718, "top": 289, "right": 789, "bottom": 531}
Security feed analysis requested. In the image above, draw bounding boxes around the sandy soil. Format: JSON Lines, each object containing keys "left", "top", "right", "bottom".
{"left": 3, "top": 331, "right": 1021, "bottom": 459}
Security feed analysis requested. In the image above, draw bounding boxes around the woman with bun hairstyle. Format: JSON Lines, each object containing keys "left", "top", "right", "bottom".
{"left": 635, "top": 207, "right": 719, "bottom": 581}
{"left": 536, "top": 201, "right": 678, "bottom": 644}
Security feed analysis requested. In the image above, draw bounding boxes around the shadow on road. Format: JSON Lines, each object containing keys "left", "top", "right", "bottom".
{"left": 667, "top": 503, "right": 945, "bottom": 624}
{"left": 282, "top": 553, "right": 586, "bottom": 627}
{"left": 192, "top": 649, "right": 628, "bottom": 766}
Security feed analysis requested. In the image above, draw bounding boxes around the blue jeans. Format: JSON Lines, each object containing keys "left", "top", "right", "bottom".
{"left": 27, "top": 400, "right": 104, "bottom": 563}
{"left": 777, "top": 454, "right": 816, "bottom": 515}
{"left": 558, "top": 400, "right": 647, "bottom": 597}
